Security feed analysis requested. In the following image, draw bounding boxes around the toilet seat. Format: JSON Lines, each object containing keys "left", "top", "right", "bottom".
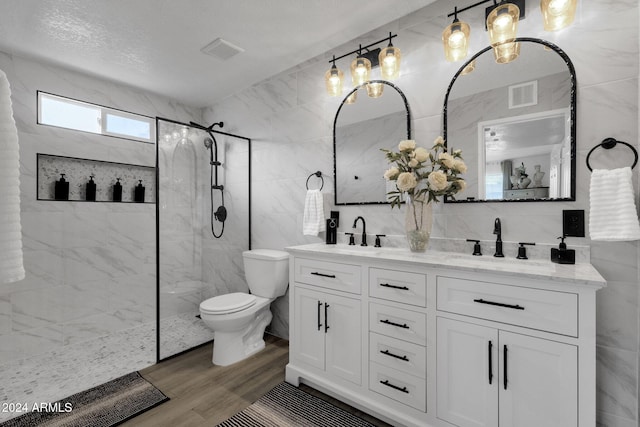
{"left": 200, "top": 293, "right": 257, "bottom": 315}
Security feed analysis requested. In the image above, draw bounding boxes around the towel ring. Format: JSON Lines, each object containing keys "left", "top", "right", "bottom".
{"left": 586, "top": 137, "right": 638, "bottom": 172}
{"left": 306, "top": 171, "right": 324, "bottom": 190}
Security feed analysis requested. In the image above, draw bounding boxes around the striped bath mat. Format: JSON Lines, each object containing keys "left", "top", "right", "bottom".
{"left": 217, "top": 382, "right": 378, "bottom": 426}
{"left": 0, "top": 372, "right": 169, "bottom": 427}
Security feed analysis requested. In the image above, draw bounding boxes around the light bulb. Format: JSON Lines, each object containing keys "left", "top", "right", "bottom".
{"left": 494, "top": 12, "right": 514, "bottom": 29}
{"left": 448, "top": 30, "right": 466, "bottom": 48}
{"left": 549, "top": 0, "right": 571, "bottom": 13}
{"left": 379, "top": 44, "right": 401, "bottom": 80}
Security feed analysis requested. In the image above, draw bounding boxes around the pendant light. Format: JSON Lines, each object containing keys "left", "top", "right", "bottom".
{"left": 345, "top": 90, "right": 358, "bottom": 104}
{"left": 442, "top": 8, "right": 471, "bottom": 62}
{"left": 460, "top": 59, "right": 476, "bottom": 75}
{"left": 540, "top": 0, "right": 577, "bottom": 31}
{"left": 493, "top": 41, "right": 521, "bottom": 63}
{"left": 379, "top": 33, "right": 402, "bottom": 80}
{"left": 324, "top": 56, "right": 343, "bottom": 97}
{"left": 350, "top": 47, "right": 371, "bottom": 86}
{"left": 366, "top": 82, "right": 384, "bottom": 98}
{"left": 487, "top": 1, "right": 520, "bottom": 46}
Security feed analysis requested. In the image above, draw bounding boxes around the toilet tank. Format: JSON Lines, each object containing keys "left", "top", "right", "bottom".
{"left": 243, "top": 249, "right": 289, "bottom": 298}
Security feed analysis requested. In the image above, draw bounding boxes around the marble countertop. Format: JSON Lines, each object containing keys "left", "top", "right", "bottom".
{"left": 286, "top": 243, "right": 606, "bottom": 288}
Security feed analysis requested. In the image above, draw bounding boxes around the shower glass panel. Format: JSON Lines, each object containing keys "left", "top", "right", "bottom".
{"left": 157, "top": 119, "right": 250, "bottom": 360}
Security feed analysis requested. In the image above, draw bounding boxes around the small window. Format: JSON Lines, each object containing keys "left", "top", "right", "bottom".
{"left": 37, "top": 92, "right": 155, "bottom": 143}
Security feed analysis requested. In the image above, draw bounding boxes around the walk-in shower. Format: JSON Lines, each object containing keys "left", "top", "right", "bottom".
{"left": 156, "top": 118, "right": 252, "bottom": 361}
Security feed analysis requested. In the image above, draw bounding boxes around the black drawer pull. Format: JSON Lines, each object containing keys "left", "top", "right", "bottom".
{"left": 380, "top": 283, "right": 410, "bottom": 291}
{"left": 488, "top": 341, "right": 493, "bottom": 385}
{"left": 380, "top": 319, "right": 410, "bottom": 329}
{"left": 473, "top": 298, "right": 524, "bottom": 310}
{"left": 380, "top": 380, "right": 409, "bottom": 394}
{"left": 317, "top": 301, "right": 322, "bottom": 331}
{"left": 503, "top": 345, "right": 508, "bottom": 390}
{"left": 380, "top": 349, "right": 409, "bottom": 362}
{"left": 311, "top": 272, "right": 336, "bottom": 279}
{"left": 324, "top": 303, "right": 330, "bottom": 333}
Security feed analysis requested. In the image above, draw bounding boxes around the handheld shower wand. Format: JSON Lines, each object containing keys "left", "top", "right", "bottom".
{"left": 201, "top": 122, "right": 226, "bottom": 238}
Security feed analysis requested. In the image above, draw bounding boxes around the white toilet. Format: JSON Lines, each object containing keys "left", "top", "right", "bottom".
{"left": 199, "top": 249, "right": 289, "bottom": 366}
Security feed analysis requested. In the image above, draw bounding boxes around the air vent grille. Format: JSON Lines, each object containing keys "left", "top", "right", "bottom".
{"left": 201, "top": 38, "right": 244, "bottom": 61}
{"left": 509, "top": 80, "right": 538, "bottom": 109}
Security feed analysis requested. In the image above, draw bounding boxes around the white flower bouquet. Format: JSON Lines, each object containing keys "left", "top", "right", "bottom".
{"left": 381, "top": 136, "right": 466, "bottom": 208}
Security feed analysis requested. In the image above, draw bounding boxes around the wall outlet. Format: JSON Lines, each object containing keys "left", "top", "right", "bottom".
{"left": 563, "top": 210, "right": 585, "bottom": 237}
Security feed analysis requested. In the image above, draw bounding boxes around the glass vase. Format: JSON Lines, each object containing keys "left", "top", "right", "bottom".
{"left": 404, "top": 195, "right": 433, "bottom": 252}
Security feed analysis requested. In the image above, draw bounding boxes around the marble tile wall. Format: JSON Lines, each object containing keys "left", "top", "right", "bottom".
{"left": 0, "top": 50, "right": 202, "bottom": 415}
{"left": 206, "top": 0, "right": 639, "bottom": 425}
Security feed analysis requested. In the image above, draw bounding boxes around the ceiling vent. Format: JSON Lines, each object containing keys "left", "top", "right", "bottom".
{"left": 201, "top": 38, "right": 244, "bottom": 61}
{"left": 509, "top": 80, "right": 538, "bottom": 109}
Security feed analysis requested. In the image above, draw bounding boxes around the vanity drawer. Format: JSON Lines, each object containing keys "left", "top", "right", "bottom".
{"left": 369, "top": 362, "right": 426, "bottom": 412}
{"left": 369, "top": 268, "right": 426, "bottom": 307}
{"left": 437, "top": 276, "right": 578, "bottom": 336}
{"left": 294, "top": 258, "right": 361, "bottom": 294}
{"left": 369, "top": 302, "right": 426, "bottom": 346}
{"left": 370, "top": 332, "right": 426, "bottom": 378}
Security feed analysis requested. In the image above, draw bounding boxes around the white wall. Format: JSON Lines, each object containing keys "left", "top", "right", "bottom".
{"left": 207, "top": 0, "right": 639, "bottom": 425}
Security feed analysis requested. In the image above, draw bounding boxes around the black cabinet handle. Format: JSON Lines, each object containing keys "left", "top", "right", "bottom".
{"left": 380, "top": 319, "right": 410, "bottom": 329}
{"left": 324, "top": 303, "right": 330, "bottom": 333}
{"left": 488, "top": 341, "right": 493, "bottom": 385}
{"left": 380, "top": 349, "right": 409, "bottom": 362}
{"left": 317, "top": 301, "right": 322, "bottom": 331}
{"left": 474, "top": 298, "right": 525, "bottom": 310}
{"left": 503, "top": 345, "right": 508, "bottom": 390}
{"left": 380, "top": 283, "right": 410, "bottom": 291}
{"left": 380, "top": 380, "right": 409, "bottom": 394}
{"left": 311, "top": 272, "right": 336, "bottom": 279}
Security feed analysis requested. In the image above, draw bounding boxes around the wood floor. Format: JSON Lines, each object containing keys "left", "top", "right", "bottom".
{"left": 124, "top": 335, "right": 391, "bottom": 427}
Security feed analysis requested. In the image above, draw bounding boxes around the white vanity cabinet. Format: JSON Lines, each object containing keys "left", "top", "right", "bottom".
{"left": 285, "top": 244, "right": 605, "bottom": 427}
{"left": 293, "top": 286, "right": 361, "bottom": 385}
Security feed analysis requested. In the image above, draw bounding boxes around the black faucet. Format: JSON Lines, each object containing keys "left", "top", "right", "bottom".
{"left": 493, "top": 218, "right": 504, "bottom": 257}
{"left": 353, "top": 216, "right": 367, "bottom": 246}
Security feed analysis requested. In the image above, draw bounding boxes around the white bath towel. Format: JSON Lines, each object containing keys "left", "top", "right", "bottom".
{"left": 0, "top": 69, "right": 24, "bottom": 284}
{"left": 303, "top": 189, "right": 325, "bottom": 236}
{"left": 589, "top": 167, "right": 640, "bottom": 241}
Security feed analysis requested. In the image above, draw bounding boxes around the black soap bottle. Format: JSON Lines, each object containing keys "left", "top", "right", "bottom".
{"left": 113, "top": 178, "right": 122, "bottom": 202}
{"left": 54, "top": 174, "right": 69, "bottom": 200}
{"left": 134, "top": 180, "right": 145, "bottom": 203}
{"left": 85, "top": 175, "right": 96, "bottom": 201}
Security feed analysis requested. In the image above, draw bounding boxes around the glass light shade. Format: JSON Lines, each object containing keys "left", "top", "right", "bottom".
{"left": 493, "top": 41, "right": 521, "bottom": 64}
{"left": 487, "top": 2, "right": 520, "bottom": 46}
{"left": 442, "top": 20, "right": 471, "bottom": 62}
{"left": 460, "top": 59, "right": 476, "bottom": 75}
{"left": 350, "top": 56, "right": 371, "bottom": 86}
{"left": 345, "top": 90, "right": 358, "bottom": 104}
{"left": 366, "top": 82, "right": 384, "bottom": 98}
{"left": 325, "top": 64, "right": 343, "bottom": 97}
{"left": 379, "top": 46, "right": 402, "bottom": 80}
{"left": 541, "top": 0, "right": 577, "bottom": 31}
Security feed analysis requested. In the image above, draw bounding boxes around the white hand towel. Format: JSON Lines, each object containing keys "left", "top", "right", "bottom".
{"left": 303, "top": 189, "right": 325, "bottom": 236}
{"left": 589, "top": 167, "right": 640, "bottom": 241}
{"left": 0, "top": 69, "right": 25, "bottom": 284}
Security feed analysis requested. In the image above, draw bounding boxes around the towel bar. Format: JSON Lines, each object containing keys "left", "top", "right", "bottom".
{"left": 306, "top": 171, "right": 324, "bottom": 190}
{"left": 586, "top": 137, "right": 638, "bottom": 171}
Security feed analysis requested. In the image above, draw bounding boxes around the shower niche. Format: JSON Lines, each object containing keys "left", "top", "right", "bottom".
{"left": 156, "top": 118, "right": 251, "bottom": 360}
{"left": 37, "top": 154, "right": 155, "bottom": 203}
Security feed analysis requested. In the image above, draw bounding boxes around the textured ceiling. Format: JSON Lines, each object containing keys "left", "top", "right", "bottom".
{"left": 0, "top": 0, "right": 436, "bottom": 108}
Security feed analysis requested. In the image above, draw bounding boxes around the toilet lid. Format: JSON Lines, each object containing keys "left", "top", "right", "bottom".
{"left": 200, "top": 293, "right": 257, "bottom": 315}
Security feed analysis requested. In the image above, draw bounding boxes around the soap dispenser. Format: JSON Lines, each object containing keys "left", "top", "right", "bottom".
{"left": 134, "top": 180, "right": 145, "bottom": 203}
{"left": 113, "top": 178, "right": 122, "bottom": 202}
{"left": 54, "top": 173, "right": 69, "bottom": 200}
{"left": 85, "top": 175, "right": 96, "bottom": 201}
{"left": 551, "top": 235, "right": 575, "bottom": 264}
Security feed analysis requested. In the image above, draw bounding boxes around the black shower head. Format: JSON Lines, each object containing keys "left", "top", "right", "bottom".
{"left": 204, "top": 137, "right": 213, "bottom": 149}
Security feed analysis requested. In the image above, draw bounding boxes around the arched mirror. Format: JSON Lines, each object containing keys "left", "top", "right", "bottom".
{"left": 334, "top": 80, "right": 411, "bottom": 205}
{"left": 444, "top": 38, "right": 576, "bottom": 203}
